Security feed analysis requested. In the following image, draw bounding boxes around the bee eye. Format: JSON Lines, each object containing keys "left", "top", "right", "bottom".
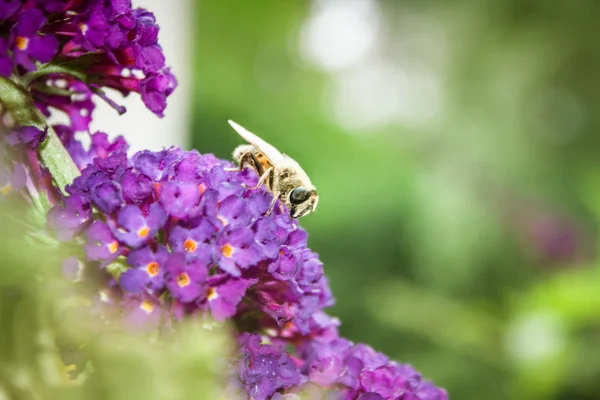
{"left": 290, "top": 187, "right": 310, "bottom": 205}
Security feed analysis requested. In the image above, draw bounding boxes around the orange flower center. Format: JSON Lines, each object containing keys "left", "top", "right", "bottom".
{"left": 108, "top": 240, "right": 119, "bottom": 254}
{"left": 176, "top": 272, "right": 190, "bottom": 287}
{"left": 15, "top": 36, "right": 29, "bottom": 50}
{"left": 217, "top": 215, "right": 228, "bottom": 225}
{"left": 221, "top": 244, "right": 234, "bottom": 258}
{"left": 137, "top": 226, "right": 150, "bottom": 238}
{"left": 140, "top": 300, "right": 154, "bottom": 314}
{"left": 146, "top": 261, "right": 160, "bottom": 277}
{"left": 78, "top": 22, "right": 88, "bottom": 34}
{"left": 183, "top": 239, "right": 197, "bottom": 253}
{"left": 207, "top": 287, "right": 218, "bottom": 301}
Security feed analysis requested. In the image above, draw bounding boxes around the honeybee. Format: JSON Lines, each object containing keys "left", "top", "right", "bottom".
{"left": 224, "top": 120, "right": 318, "bottom": 219}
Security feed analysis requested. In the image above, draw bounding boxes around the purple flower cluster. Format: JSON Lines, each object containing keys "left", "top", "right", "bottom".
{"left": 49, "top": 145, "right": 333, "bottom": 333}
{"left": 47, "top": 142, "right": 446, "bottom": 399}
{"left": 237, "top": 329, "right": 447, "bottom": 400}
{"left": 0, "top": 0, "right": 176, "bottom": 118}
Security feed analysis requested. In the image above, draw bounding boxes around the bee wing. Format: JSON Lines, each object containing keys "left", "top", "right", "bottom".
{"left": 228, "top": 120, "right": 286, "bottom": 166}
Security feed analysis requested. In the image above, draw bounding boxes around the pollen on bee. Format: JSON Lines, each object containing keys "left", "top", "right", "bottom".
{"left": 15, "top": 36, "right": 29, "bottom": 50}
{"left": 137, "top": 225, "right": 150, "bottom": 238}
{"left": 221, "top": 244, "right": 234, "bottom": 258}
{"left": 146, "top": 261, "right": 160, "bottom": 277}
{"left": 140, "top": 300, "right": 154, "bottom": 314}
{"left": 183, "top": 239, "right": 197, "bottom": 253}
{"left": 108, "top": 240, "right": 119, "bottom": 254}
{"left": 207, "top": 287, "right": 218, "bottom": 301}
{"left": 176, "top": 272, "right": 190, "bottom": 287}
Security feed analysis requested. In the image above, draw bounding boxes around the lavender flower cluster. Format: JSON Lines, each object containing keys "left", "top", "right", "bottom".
{"left": 0, "top": 2, "right": 448, "bottom": 399}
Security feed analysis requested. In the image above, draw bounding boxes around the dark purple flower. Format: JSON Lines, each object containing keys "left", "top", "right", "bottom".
{"left": 214, "top": 225, "right": 263, "bottom": 277}
{"left": 139, "top": 68, "right": 177, "bottom": 117}
{"left": 0, "top": 0, "right": 20, "bottom": 22}
{"left": 350, "top": 344, "right": 389, "bottom": 370}
{"left": 245, "top": 188, "right": 275, "bottom": 218}
{"left": 47, "top": 193, "right": 92, "bottom": 241}
{"left": 76, "top": 5, "right": 109, "bottom": 51}
{"left": 112, "top": 203, "right": 166, "bottom": 247}
{"left": 360, "top": 364, "right": 422, "bottom": 399}
{"left": 120, "top": 245, "right": 169, "bottom": 293}
{"left": 0, "top": 38, "right": 13, "bottom": 77}
{"left": 254, "top": 216, "right": 290, "bottom": 259}
{"left": 207, "top": 167, "right": 245, "bottom": 202}
{"left": 4, "top": 126, "right": 48, "bottom": 149}
{"left": 90, "top": 132, "right": 128, "bottom": 159}
{"left": 238, "top": 333, "right": 303, "bottom": 400}
{"left": 132, "top": 149, "right": 171, "bottom": 181}
{"left": 111, "top": 0, "right": 132, "bottom": 15}
{"left": 303, "top": 338, "right": 351, "bottom": 388}
{"left": 165, "top": 253, "right": 208, "bottom": 303}
{"left": 160, "top": 181, "right": 201, "bottom": 219}
{"left": 132, "top": 43, "right": 165, "bottom": 74}
{"left": 10, "top": 9, "right": 59, "bottom": 70}
{"left": 267, "top": 247, "right": 299, "bottom": 281}
{"left": 206, "top": 276, "right": 257, "bottom": 321}
{"left": 132, "top": 147, "right": 193, "bottom": 182}
{"left": 130, "top": 9, "right": 159, "bottom": 47}
{"left": 90, "top": 179, "right": 124, "bottom": 214}
{"left": 84, "top": 221, "right": 121, "bottom": 263}
{"left": 168, "top": 220, "right": 214, "bottom": 264}
{"left": 93, "top": 150, "right": 128, "bottom": 178}
{"left": 213, "top": 195, "right": 251, "bottom": 228}
{"left": 120, "top": 169, "right": 153, "bottom": 204}
{"left": 295, "top": 249, "right": 324, "bottom": 289}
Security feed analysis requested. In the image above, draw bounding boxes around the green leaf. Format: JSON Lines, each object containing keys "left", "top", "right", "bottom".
{"left": 0, "top": 77, "right": 80, "bottom": 198}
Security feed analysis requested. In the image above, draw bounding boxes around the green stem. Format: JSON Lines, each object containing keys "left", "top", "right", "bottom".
{"left": 21, "top": 63, "right": 87, "bottom": 87}
{"left": 0, "top": 77, "right": 80, "bottom": 196}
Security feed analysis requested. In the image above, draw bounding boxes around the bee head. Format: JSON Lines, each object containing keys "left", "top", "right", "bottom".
{"left": 288, "top": 186, "right": 318, "bottom": 219}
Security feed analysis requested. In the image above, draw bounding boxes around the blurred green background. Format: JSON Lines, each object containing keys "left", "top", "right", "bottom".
{"left": 191, "top": 0, "right": 600, "bottom": 399}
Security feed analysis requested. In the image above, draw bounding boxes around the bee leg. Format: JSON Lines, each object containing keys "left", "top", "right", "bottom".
{"left": 224, "top": 150, "right": 254, "bottom": 172}
{"left": 265, "top": 194, "right": 278, "bottom": 216}
{"left": 243, "top": 167, "right": 273, "bottom": 190}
